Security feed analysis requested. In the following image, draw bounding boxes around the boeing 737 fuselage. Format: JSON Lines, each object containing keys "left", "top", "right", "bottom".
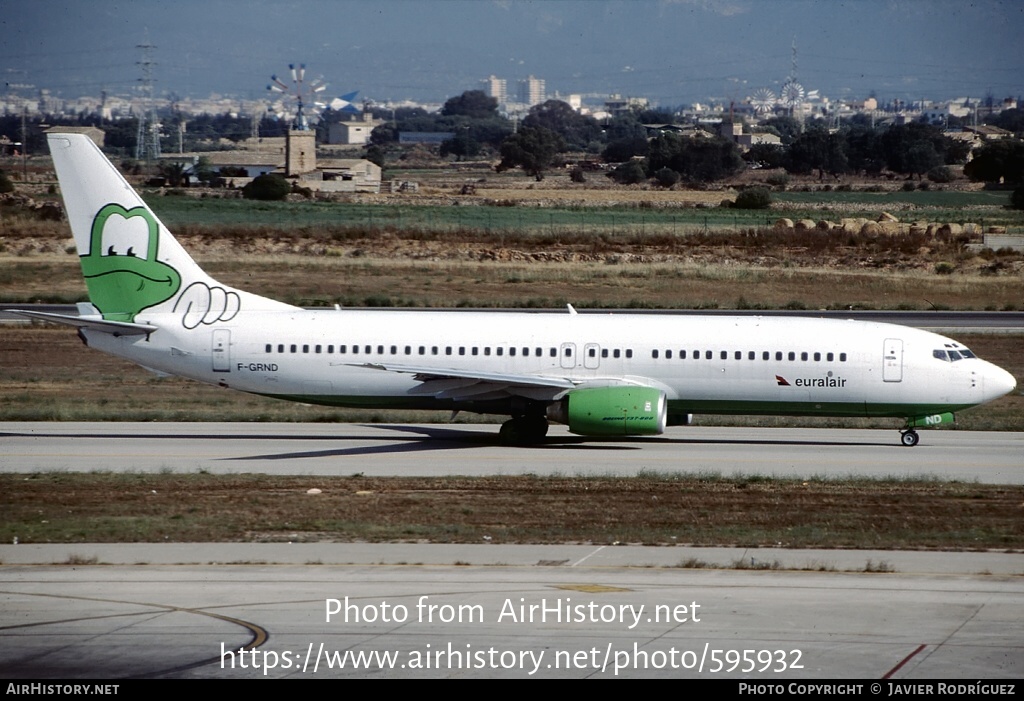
{"left": 14, "top": 134, "right": 1017, "bottom": 446}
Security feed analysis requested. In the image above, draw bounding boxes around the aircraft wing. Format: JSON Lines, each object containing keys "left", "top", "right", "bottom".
{"left": 8, "top": 310, "right": 157, "bottom": 337}
{"left": 350, "top": 362, "right": 653, "bottom": 403}
{"left": 350, "top": 362, "right": 579, "bottom": 402}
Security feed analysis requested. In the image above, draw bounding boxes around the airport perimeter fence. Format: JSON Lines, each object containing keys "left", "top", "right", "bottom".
{"left": 289, "top": 204, "right": 782, "bottom": 238}
{"left": 150, "top": 197, "right": 1024, "bottom": 242}
{"left": 266, "top": 205, "right": 1024, "bottom": 243}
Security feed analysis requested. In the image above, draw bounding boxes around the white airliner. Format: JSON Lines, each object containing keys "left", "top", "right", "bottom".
{"left": 14, "top": 133, "right": 1017, "bottom": 446}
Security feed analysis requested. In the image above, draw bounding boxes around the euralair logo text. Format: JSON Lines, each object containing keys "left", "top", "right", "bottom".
{"left": 776, "top": 374, "right": 847, "bottom": 388}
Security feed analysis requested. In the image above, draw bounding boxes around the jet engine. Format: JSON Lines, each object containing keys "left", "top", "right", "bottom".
{"left": 547, "top": 386, "right": 667, "bottom": 436}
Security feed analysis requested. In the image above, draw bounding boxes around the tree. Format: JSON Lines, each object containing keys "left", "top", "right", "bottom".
{"left": 364, "top": 144, "right": 386, "bottom": 169}
{"left": 603, "top": 114, "right": 648, "bottom": 142}
{"left": 496, "top": 126, "right": 565, "bottom": 180}
{"left": 964, "top": 140, "right": 1024, "bottom": 185}
{"left": 193, "top": 157, "right": 216, "bottom": 186}
{"left": 786, "top": 128, "right": 849, "bottom": 179}
{"left": 158, "top": 161, "right": 189, "bottom": 187}
{"left": 635, "top": 108, "right": 676, "bottom": 124}
{"left": 370, "top": 122, "right": 398, "bottom": 145}
{"left": 522, "top": 100, "right": 602, "bottom": 151}
{"left": 645, "top": 133, "right": 744, "bottom": 183}
{"left": 602, "top": 136, "right": 649, "bottom": 163}
{"left": 369, "top": 108, "right": 511, "bottom": 149}
{"left": 880, "top": 122, "right": 960, "bottom": 178}
{"left": 745, "top": 143, "right": 786, "bottom": 170}
{"left": 762, "top": 115, "right": 803, "bottom": 145}
{"left": 844, "top": 124, "right": 886, "bottom": 175}
{"left": 440, "top": 131, "right": 482, "bottom": 160}
{"left": 986, "top": 107, "right": 1024, "bottom": 134}
{"left": 904, "top": 142, "right": 941, "bottom": 179}
{"left": 1011, "top": 186, "right": 1024, "bottom": 210}
{"left": 441, "top": 90, "right": 499, "bottom": 119}
{"left": 607, "top": 159, "right": 647, "bottom": 185}
{"left": 463, "top": 117, "right": 514, "bottom": 149}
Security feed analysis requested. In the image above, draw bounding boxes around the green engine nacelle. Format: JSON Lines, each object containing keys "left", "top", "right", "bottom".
{"left": 549, "top": 386, "right": 667, "bottom": 436}
{"left": 906, "top": 412, "right": 955, "bottom": 428}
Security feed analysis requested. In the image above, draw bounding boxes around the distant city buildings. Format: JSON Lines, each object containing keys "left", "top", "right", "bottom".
{"left": 516, "top": 75, "right": 545, "bottom": 106}
{"left": 1, "top": 69, "right": 1019, "bottom": 153}
{"left": 479, "top": 74, "right": 547, "bottom": 113}
{"left": 481, "top": 75, "right": 507, "bottom": 104}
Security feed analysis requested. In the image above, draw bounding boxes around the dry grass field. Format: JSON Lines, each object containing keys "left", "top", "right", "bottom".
{"left": 3, "top": 472, "right": 1022, "bottom": 550}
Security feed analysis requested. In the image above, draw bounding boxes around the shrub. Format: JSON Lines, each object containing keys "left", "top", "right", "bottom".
{"left": 927, "top": 165, "right": 954, "bottom": 183}
{"left": 653, "top": 167, "right": 680, "bottom": 188}
{"left": 607, "top": 159, "right": 647, "bottom": 185}
{"left": 733, "top": 187, "right": 772, "bottom": 209}
{"left": 242, "top": 173, "right": 290, "bottom": 201}
{"left": 765, "top": 172, "right": 789, "bottom": 190}
{"left": 934, "top": 262, "right": 955, "bottom": 275}
{"left": 0, "top": 169, "right": 13, "bottom": 194}
{"left": 1011, "top": 186, "right": 1024, "bottom": 211}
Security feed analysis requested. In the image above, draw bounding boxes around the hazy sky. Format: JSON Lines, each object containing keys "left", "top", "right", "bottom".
{"left": 2, "top": 0, "right": 1022, "bottom": 107}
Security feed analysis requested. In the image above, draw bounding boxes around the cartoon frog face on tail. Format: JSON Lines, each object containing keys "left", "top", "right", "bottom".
{"left": 79, "top": 204, "right": 182, "bottom": 322}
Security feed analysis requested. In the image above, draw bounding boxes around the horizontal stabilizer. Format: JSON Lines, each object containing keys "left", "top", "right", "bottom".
{"left": 8, "top": 310, "right": 157, "bottom": 336}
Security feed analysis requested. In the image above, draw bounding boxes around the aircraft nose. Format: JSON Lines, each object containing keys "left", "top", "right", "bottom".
{"left": 983, "top": 364, "right": 1017, "bottom": 403}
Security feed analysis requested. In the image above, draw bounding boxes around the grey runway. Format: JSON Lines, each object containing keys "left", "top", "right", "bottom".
{"left": 1, "top": 422, "right": 1021, "bottom": 483}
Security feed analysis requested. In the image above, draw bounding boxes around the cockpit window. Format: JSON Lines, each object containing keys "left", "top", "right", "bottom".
{"left": 934, "top": 348, "right": 976, "bottom": 362}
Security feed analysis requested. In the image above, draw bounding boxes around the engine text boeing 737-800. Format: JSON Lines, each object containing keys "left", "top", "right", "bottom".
{"left": 13, "top": 133, "right": 1017, "bottom": 446}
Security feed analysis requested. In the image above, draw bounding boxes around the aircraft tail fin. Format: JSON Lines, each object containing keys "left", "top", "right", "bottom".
{"left": 47, "top": 132, "right": 294, "bottom": 326}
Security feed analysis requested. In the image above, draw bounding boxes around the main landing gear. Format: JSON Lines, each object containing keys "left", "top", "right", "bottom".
{"left": 899, "top": 429, "right": 920, "bottom": 447}
{"left": 499, "top": 415, "right": 549, "bottom": 445}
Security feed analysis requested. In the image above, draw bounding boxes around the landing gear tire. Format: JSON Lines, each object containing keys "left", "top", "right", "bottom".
{"left": 900, "top": 430, "right": 920, "bottom": 447}
{"left": 499, "top": 416, "right": 549, "bottom": 445}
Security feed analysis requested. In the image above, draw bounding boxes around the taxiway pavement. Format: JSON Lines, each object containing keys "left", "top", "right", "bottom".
{"left": 1, "top": 422, "right": 1021, "bottom": 483}
{"left": 1, "top": 558, "right": 1022, "bottom": 679}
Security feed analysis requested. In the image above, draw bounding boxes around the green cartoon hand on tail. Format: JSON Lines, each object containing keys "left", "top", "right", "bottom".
{"left": 79, "top": 204, "right": 182, "bottom": 322}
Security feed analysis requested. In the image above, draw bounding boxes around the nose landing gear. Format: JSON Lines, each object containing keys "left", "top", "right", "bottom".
{"left": 900, "top": 412, "right": 955, "bottom": 447}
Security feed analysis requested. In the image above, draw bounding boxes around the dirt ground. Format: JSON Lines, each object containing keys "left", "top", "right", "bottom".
{"left": 3, "top": 473, "right": 1022, "bottom": 550}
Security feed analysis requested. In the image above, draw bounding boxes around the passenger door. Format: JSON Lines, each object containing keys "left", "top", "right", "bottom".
{"left": 212, "top": 329, "right": 231, "bottom": 372}
{"left": 882, "top": 338, "right": 903, "bottom": 382}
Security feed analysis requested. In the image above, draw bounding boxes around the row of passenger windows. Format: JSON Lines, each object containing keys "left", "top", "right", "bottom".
{"left": 651, "top": 349, "right": 847, "bottom": 362}
{"left": 262, "top": 342, "right": 847, "bottom": 364}
{"left": 263, "top": 343, "right": 635, "bottom": 359}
